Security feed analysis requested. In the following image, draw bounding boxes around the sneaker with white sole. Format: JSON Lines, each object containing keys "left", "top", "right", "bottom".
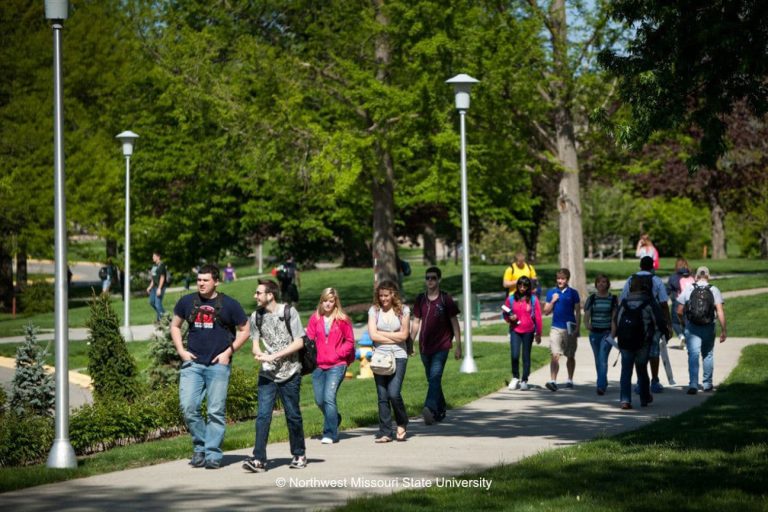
{"left": 321, "top": 437, "right": 333, "bottom": 444}
{"left": 679, "top": 334, "right": 686, "bottom": 349}
{"left": 545, "top": 381, "right": 558, "bottom": 392}
{"left": 242, "top": 457, "right": 267, "bottom": 473}
{"left": 289, "top": 455, "right": 307, "bottom": 469}
{"left": 565, "top": 380, "right": 574, "bottom": 389}
{"left": 520, "top": 381, "right": 529, "bottom": 391}
{"left": 508, "top": 377, "right": 519, "bottom": 390}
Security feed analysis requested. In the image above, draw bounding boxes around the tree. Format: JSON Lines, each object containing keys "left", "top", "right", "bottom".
{"left": 86, "top": 293, "right": 140, "bottom": 402}
{"left": 600, "top": 0, "right": 768, "bottom": 169}
{"left": 9, "top": 324, "right": 55, "bottom": 417}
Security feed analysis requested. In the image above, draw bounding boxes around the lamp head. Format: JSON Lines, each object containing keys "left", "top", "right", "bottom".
{"left": 116, "top": 131, "right": 139, "bottom": 157}
{"left": 45, "top": 0, "right": 68, "bottom": 20}
{"left": 446, "top": 74, "right": 479, "bottom": 111}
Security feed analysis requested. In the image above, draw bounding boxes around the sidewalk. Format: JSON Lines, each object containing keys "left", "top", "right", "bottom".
{"left": 2, "top": 336, "right": 764, "bottom": 511}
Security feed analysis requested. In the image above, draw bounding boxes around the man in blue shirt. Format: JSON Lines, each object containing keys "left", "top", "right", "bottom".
{"left": 543, "top": 268, "right": 581, "bottom": 391}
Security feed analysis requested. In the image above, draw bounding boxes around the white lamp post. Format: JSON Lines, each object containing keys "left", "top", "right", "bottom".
{"left": 116, "top": 131, "right": 139, "bottom": 342}
{"left": 45, "top": 0, "right": 76, "bottom": 469}
{"left": 446, "top": 73, "right": 479, "bottom": 374}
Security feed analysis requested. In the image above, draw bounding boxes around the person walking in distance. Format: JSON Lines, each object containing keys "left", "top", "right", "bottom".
{"left": 503, "top": 252, "right": 539, "bottom": 297}
{"left": 242, "top": 280, "right": 308, "bottom": 472}
{"left": 306, "top": 288, "right": 355, "bottom": 444}
{"left": 411, "top": 267, "right": 462, "bottom": 425}
{"left": 147, "top": 251, "right": 168, "bottom": 322}
{"left": 543, "top": 268, "right": 581, "bottom": 391}
{"left": 170, "top": 264, "right": 249, "bottom": 469}
{"left": 676, "top": 267, "right": 727, "bottom": 394}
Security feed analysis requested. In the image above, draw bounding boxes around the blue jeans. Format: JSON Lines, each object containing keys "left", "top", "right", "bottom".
{"left": 179, "top": 361, "right": 231, "bottom": 462}
{"left": 620, "top": 346, "right": 651, "bottom": 406}
{"left": 149, "top": 286, "right": 166, "bottom": 321}
{"left": 374, "top": 358, "right": 408, "bottom": 438}
{"left": 253, "top": 373, "right": 305, "bottom": 461}
{"left": 421, "top": 350, "right": 449, "bottom": 419}
{"left": 669, "top": 301, "right": 684, "bottom": 337}
{"left": 312, "top": 364, "right": 347, "bottom": 442}
{"left": 509, "top": 331, "right": 534, "bottom": 381}
{"left": 685, "top": 322, "right": 716, "bottom": 390}
{"left": 589, "top": 331, "right": 613, "bottom": 391}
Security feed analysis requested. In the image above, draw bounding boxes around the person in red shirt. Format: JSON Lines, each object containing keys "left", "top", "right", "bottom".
{"left": 411, "top": 267, "right": 462, "bottom": 425}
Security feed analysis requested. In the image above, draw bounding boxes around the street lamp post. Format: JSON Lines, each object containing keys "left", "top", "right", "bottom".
{"left": 45, "top": 0, "right": 76, "bottom": 469}
{"left": 446, "top": 74, "right": 479, "bottom": 374}
{"left": 116, "top": 131, "right": 139, "bottom": 342}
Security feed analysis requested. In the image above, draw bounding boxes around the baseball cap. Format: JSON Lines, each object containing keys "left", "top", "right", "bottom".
{"left": 695, "top": 266, "right": 710, "bottom": 278}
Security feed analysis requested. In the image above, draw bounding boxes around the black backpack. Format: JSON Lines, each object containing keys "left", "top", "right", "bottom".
{"left": 685, "top": 284, "right": 715, "bottom": 325}
{"left": 252, "top": 304, "right": 317, "bottom": 375}
{"left": 616, "top": 297, "right": 654, "bottom": 351}
{"left": 186, "top": 293, "right": 235, "bottom": 341}
{"left": 98, "top": 266, "right": 108, "bottom": 280}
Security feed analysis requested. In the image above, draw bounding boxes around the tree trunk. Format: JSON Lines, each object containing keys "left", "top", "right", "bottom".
{"left": 550, "top": 0, "right": 587, "bottom": 299}
{"left": 371, "top": 148, "right": 398, "bottom": 283}
{"left": 370, "top": 0, "right": 398, "bottom": 285}
{"left": 760, "top": 229, "right": 768, "bottom": 259}
{"left": 0, "top": 242, "right": 13, "bottom": 312}
{"left": 106, "top": 238, "right": 118, "bottom": 259}
{"left": 16, "top": 249, "right": 28, "bottom": 291}
{"left": 422, "top": 223, "right": 437, "bottom": 265}
{"left": 709, "top": 193, "right": 727, "bottom": 259}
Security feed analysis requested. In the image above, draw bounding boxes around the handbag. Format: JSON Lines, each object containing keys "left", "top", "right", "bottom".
{"left": 369, "top": 348, "right": 396, "bottom": 375}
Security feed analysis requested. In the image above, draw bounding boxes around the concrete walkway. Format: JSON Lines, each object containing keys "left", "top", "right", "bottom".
{"left": 1, "top": 335, "right": 764, "bottom": 511}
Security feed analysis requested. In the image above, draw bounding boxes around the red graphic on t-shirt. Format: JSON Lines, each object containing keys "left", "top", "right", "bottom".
{"left": 194, "top": 305, "right": 216, "bottom": 329}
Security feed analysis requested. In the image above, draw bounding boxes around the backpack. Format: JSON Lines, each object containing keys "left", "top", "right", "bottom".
{"left": 685, "top": 284, "right": 715, "bottom": 325}
{"left": 616, "top": 298, "right": 654, "bottom": 351}
{"left": 400, "top": 259, "right": 412, "bottom": 277}
{"left": 98, "top": 267, "right": 108, "bottom": 280}
{"left": 252, "top": 304, "right": 316, "bottom": 375}
{"left": 186, "top": 293, "right": 235, "bottom": 340}
{"left": 165, "top": 269, "right": 173, "bottom": 286}
{"left": 628, "top": 273, "right": 667, "bottom": 333}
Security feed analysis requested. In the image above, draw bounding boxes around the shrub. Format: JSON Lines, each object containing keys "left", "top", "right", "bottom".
{"left": 0, "top": 386, "right": 6, "bottom": 413}
{"left": 17, "top": 281, "right": 54, "bottom": 314}
{"left": 70, "top": 400, "right": 161, "bottom": 454}
{"left": 226, "top": 366, "right": 257, "bottom": 420}
{"left": 9, "top": 324, "right": 54, "bottom": 416}
{"left": 85, "top": 293, "right": 140, "bottom": 402}
{"left": 0, "top": 412, "right": 54, "bottom": 467}
{"left": 146, "top": 314, "right": 182, "bottom": 389}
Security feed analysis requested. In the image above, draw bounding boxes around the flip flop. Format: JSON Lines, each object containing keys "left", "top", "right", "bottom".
{"left": 374, "top": 436, "right": 392, "bottom": 443}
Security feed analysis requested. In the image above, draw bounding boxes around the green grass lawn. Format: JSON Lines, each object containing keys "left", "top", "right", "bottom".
{"left": 0, "top": 342, "right": 549, "bottom": 493}
{"left": 337, "top": 343, "right": 768, "bottom": 511}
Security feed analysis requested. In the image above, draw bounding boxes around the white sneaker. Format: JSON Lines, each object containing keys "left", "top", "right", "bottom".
{"left": 321, "top": 437, "right": 333, "bottom": 445}
{"left": 679, "top": 334, "right": 686, "bottom": 349}
{"left": 508, "top": 377, "right": 519, "bottom": 390}
{"left": 520, "top": 381, "right": 529, "bottom": 390}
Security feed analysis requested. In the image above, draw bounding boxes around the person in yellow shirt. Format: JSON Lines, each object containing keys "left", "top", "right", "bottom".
{"left": 503, "top": 253, "right": 538, "bottom": 296}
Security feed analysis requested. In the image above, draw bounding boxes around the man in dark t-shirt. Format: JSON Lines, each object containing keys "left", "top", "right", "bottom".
{"left": 410, "top": 266, "right": 462, "bottom": 425}
{"left": 170, "top": 264, "right": 249, "bottom": 470}
{"left": 146, "top": 251, "right": 169, "bottom": 322}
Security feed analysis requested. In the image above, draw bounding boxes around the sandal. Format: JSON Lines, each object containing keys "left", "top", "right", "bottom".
{"left": 396, "top": 427, "right": 407, "bottom": 442}
{"left": 374, "top": 436, "right": 392, "bottom": 443}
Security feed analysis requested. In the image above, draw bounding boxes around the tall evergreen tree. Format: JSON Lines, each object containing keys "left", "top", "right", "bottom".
{"left": 86, "top": 293, "right": 140, "bottom": 402}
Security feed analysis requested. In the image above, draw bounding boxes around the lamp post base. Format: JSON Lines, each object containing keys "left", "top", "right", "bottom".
{"left": 120, "top": 326, "right": 133, "bottom": 342}
{"left": 46, "top": 439, "right": 77, "bottom": 468}
{"left": 459, "top": 356, "right": 477, "bottom": 374}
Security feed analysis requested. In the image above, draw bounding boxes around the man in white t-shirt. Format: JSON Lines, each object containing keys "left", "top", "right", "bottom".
{"left": 676, "top": 266, "right": 727, "bottom": 395}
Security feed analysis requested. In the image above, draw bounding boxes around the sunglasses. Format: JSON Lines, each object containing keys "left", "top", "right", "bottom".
{"left": 425, "top": 275, "right": 439, "bottom": 281}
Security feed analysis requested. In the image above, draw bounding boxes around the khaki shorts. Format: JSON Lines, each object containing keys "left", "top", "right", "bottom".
{"left": 550, "top": 327, "right": 578, "bottom": 358}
